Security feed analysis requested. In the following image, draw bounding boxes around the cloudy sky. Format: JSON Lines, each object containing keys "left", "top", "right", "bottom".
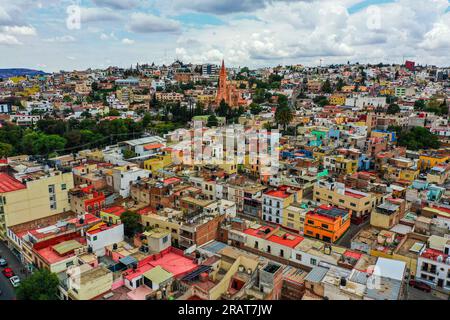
{"left": 0, "top": 0, "right": 449, "bottom": 72}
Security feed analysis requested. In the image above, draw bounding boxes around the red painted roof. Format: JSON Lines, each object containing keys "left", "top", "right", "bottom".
{"left": 344, "top": 250, "right": 362, "bottom": 260}
{"left": 344, "top": 190, "right": 366, "bottom": 199}
{"left": 244, "top": 226, "right": 304, "bottom": 248}
{"left": 0, "top": 173, "right": 26, "bottom": 193}
{"left": 164, "top": 177, "right": 181, "bottom": 185}
{"left": 102, "top": 206, "right": 126, "bottom": 216}
{"left": 144, "top": 143, "right": 164, "bottom": 151}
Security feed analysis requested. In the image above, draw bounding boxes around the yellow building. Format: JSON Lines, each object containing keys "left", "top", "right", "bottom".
{"left": 141, "top": 209, "right": 183, "bottom": 246}
{"left": 329, "top": 94, "right": 346, "bottom": 106}
{"left": 197, "top": 94, "right": 216, "bottom": 106}
{"left": 324, "top": 155, "right": 358, "bottom": 175}
{"left": 67, "top": 265, "right": 113, "bottom": 300}
{"left": 143, "top": 154, "right": 172, "bottom": 173}
{"left": 282, "top": 203, "right": 307, "bottom": 234}
{"left": 99, "top": 206, "right": 125, "bottom": 225}
{"left": 0, "top": 171, "right": 74, "bottom": 240}
{"left": 313, "top": 181, "right": 377, "bottom": 224}
{"left": 418, "top": 152, "right": 449, "bottom": 171}
{"left": 398, "top": 168, "right": 420, "bottom": 182}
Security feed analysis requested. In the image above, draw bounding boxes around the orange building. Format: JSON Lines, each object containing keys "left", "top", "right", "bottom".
{"left": 304, "top": 205, "right": 351, "bottom": 243}
{"left": 215, "top": 60, "right": 246, "bottom": 108}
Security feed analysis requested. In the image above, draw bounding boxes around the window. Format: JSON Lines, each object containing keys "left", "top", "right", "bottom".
{"left": 280, "top": 249, "right": 284, "bottom": 258}
{"left": 339, "top": 199, "right": 345, "bottom": 204}
{"left": 307, "top": 220, "right": 314, "bottom": 225}
{"left": 162, "top": 236, "right": 168, "bottom": 243}
{"left": 296, "top": 254, "right": 302, "bottom": 261}
{"left": 267, "top": 245, "right": 271, "bottom": 253}
{"left": 310, "top": 258, "right": 317, "bottom": 265}
{"left": 66, "top": 261, "right": 74, "bottom": 268}
{"left": 48, "top": 185, "right": 55, "bottom": 193}
{"left": 350, "top": 203, "right": 356, "bottom": 207}
{"left": 322, "top": 224, "right": 329, "bottom": 229}
{"left": 93, "top": 236, "right": 97, "bottom": 241}
{"left": 254, "top": 241, "right": 258, "bottom": 249}
{"left": 61, "top": 184, "right": 67, "bottom": 190}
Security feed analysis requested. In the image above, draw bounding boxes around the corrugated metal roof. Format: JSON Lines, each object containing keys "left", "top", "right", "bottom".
{"left": 304, "top": 266, "right": 329, "bottom": 283}
{"left": 119, "top": 255, "right": 138, "bottom": 266}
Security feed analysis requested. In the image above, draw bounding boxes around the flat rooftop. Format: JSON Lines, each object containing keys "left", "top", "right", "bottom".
{"left": 244, "top": 226, "right": 304, "bottom": 248}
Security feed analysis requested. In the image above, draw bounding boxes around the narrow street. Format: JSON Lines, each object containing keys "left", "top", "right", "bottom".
{"left": 0, "top": 241, "right": 26, "bottom": 300}
{"left": 336, "top": 220, "right": 369, "bottom": 248}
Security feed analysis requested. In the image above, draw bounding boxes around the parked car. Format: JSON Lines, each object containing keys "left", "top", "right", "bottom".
{"left": 9, "top": 276, "right": 20, "bottom": 288}
{"left": 2, "top": 267, "right": 15, "bottom": 278}
{"left": 0, "top": 258, "right": 7, "bottom": 267}
{"left": 409, "top": 279, "right": 432, "bottom": 293}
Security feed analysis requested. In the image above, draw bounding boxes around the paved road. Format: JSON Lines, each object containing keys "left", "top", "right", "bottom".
{"left": 336, "top": 220, "right": 369, "bottom": 248}
{"left": 406, "top": 286, "right": 446, "bottom": 300}
{"left": 0, "top": 241, "right": 25, "bottom": 300}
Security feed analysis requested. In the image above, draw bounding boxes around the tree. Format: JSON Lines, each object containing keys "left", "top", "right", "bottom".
{"left": 123, "top": 149, "right": 136, "bottom": 159}
{"left": 397, "top": 127, "right": 441, "bottom": 151}
{"left": 120, "top": 211, "right": 142, "bottom": 238}
{"left": 16, "top": 269, "right": 59, "bottom": 300}
{"left": 108, "top": 109, "right": 120, "bottom": 116}
{"left": 0, "top": 142, "right": 13, "bottom": 158}
{"left": 206, "top": 115, "right": 219, "bottom": 128}
{"left": 217, "top": 99, "right": 230, "bottom": 118}
{"left": 275, "top": 106, "right": 293, "bottom": 131}
{"left": 336, "top": 78, "right": 345, "bottom": 92}
{"left": 414, "top": 99, "right": 426, "bottom": 110}
{"left": 250, "top": 103, "right": 262, "bottom": 115}
{"left": 387, "top": 104, "right": 400, "bottom": 114}
{"left": 321, "top": 79, "right": 333, "bottom": 94}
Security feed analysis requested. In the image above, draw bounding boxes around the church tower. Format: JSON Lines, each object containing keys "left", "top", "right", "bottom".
{"left": 216, "top": 60, "right": 229, "bottom": 105}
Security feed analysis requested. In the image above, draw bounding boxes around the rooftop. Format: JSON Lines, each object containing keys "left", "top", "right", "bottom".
{"left": 0, "top": 172, "right": 26, "bottom": 193}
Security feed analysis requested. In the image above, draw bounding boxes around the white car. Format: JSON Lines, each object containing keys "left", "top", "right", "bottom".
{"left": 9, "top": 276, "right": 20, "bottom": 287}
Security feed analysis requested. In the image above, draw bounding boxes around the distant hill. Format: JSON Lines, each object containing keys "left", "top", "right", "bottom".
{"left": 0, "top": 68, "right": 48, "bottom": 79}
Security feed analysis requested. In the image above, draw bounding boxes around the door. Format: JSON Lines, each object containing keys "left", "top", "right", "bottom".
{"left": 437, "top": 279, "right": 444, "bottom": 288}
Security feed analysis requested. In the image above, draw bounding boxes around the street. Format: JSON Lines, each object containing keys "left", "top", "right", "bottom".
{"left": 406, "top": 286, "right": 446, "bottom": 301}
{"left": 336, "top": 220, "right": 369, "bottom": 248}
{"left": 0, "top": 241, "right": 25, "bottom": 300}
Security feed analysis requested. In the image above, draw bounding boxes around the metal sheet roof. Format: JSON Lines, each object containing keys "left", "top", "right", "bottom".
{"left": 304, "top": 266, "right": 329, "bottom": 283}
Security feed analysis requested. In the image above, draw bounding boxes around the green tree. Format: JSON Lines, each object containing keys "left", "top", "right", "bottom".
{"left": 414, "top": 99, "right": 426, "bottom": 110}
{"left": 206, "top": 115, "right": 219, "bottom": 128}
{"left": 123, "top": 149, "right": 137, "bottom": 159}
{"left": 397, "top": 127, "right": 441, "bottom": 151}
{"left": 275, "top": 106, "right": 293, "bottom": 131}
{"left": 387, "top": 104, "right": 400, "bottom": 114}
{"left": 120, "top": 211, "right": 143, "bottom": 238}
{"left": 321, "top": 79, "right": 333, "bottom": 94}
{"left": 0, "top": 142, "right": 13, "bottom": 158}
{"left": 217, "top": 99, "right": 230, "bottom": 118}
{"left": 250, "top": 103, "right": 262, "bottom": 115}
{"left": 108, "top": 109, "right": 120, "bottom": 116}
{"left": 16, "top": 269, "right": 59, "bottom": 300}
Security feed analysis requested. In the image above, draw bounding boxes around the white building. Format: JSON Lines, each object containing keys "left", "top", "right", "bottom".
{"left": 86, "top": 223, "right": 124, "bottom": 257}
{"left": 112, "top": 166, "right": 151, "bottom": 197}
{"left": 415, "top": 236, "right": 450, "bottom": 293}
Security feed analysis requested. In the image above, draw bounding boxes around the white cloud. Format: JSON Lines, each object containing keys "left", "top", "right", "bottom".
{"left": 100, "top": 32, "right": 117, "bottom": 40}
{"left": 122, "top": 38, "right": 135, "bottom": 44}
{"left": 419, "top": 12, "right": 450, "bottom": 50}
{"left": 92, "top": 0, "right": 141, "bottom": 10}
{"left": 127, "top": 13, "right": 181, "bottom": 33}
{"left": 1, "top": 25, "right": 36, "bottom": 36}
{"left": 0, "top": 34, "right": 21, "bottom": 45}
{"left": 43, "top": 35, "right": 76, "bottom": 43}
{"left": 80, "top": 7, "right": 122, "bottom": 23}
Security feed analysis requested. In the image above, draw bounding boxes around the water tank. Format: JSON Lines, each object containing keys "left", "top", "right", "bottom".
{"left": 340, "top": 277, "right": 347, "bottom": 287}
